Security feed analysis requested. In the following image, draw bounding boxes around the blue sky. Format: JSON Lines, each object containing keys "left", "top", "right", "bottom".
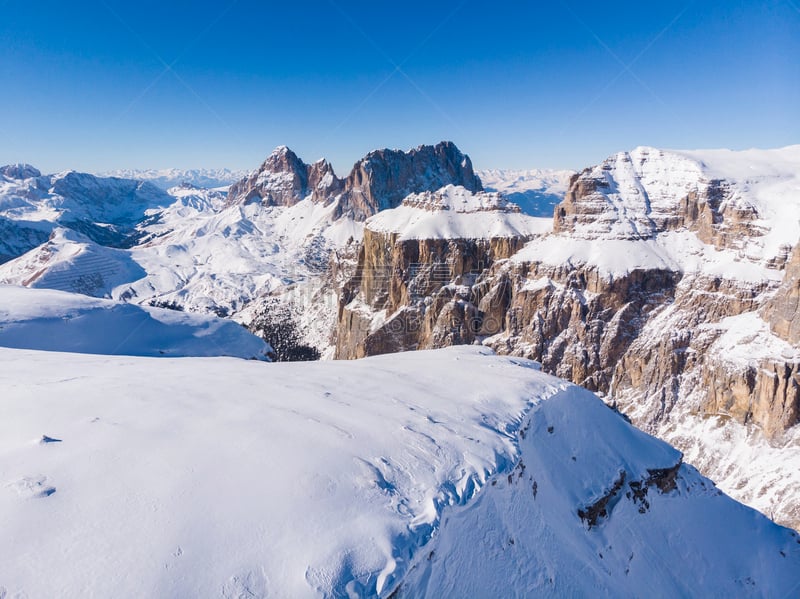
{"left": 1, "top": 1, "right": 798, "bottom": 174}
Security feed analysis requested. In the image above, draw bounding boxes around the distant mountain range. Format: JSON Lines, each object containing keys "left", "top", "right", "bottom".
{"left": 98, "top": 167, "right": 248, "bottom": 190}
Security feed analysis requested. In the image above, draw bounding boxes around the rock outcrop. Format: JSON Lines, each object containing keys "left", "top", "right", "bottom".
{"left": 334, "top": 185, "right": 544, "bottom": 358}
{"left": 764, "top": 244, "right": 800, "bottom": 344}
{"left": 553, "top": 147, "right": 768, "bottom": 252}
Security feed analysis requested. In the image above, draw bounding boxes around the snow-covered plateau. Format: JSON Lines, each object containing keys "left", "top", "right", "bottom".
{"left": 1, "top": 346, "right": 799, "bottom": 598}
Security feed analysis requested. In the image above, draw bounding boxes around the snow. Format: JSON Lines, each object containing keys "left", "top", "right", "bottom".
{"left": 367, "top": 185, "right": 552, "bottom": 241}
{"left": 706, "top": 311, "right": 800, "bottom": 371}
{"left": 0, "top": 169, "right": 173, "bottom": 235}
{"left": 498, "top": 146, "right": 800, "bottom": 280}
{"left": 0, "top": 285, "right": 270, "bottom": 359}
{"left": 0, "top": 227, "right": 147, "bottom": 297}
{"left": 1, "top": 345, "right": 798, "bottom": 598}
{"left": 558, "top": 145, "right": 800, "bottom": 264}
{"left": 660, "top": 412, "right": 800, "bottom": 539}
{"left": 671, "top": 145, "right": 800, "bottom": 259}
{"left": 126, "top": 194, "right": 363, "bottom": 314}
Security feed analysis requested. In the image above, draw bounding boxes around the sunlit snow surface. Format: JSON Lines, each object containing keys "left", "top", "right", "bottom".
{"left": 1, "top": 346, "right": 798, "bottom": 598}
{"left": 0, "top": 285, "right": 270, "bottom": 359}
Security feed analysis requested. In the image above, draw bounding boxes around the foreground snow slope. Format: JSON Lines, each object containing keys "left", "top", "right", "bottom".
{"left": 0, "top": 285, "right": 270, "bottom": 359}
{"left": 1, "top": 346, "right": 798, "bottom": 598}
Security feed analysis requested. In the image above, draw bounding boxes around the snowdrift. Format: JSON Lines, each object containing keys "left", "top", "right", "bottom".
{"left": 1, "top": 346, "right": 797, "bottom": 597}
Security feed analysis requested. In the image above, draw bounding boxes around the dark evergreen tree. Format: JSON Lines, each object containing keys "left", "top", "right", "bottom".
{"left": 249, "top": 299, "right": 321, "bottom": 362}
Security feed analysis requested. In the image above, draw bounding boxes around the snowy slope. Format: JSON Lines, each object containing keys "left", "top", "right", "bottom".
{"left": 512, "top": 231, "right": 784, "bottom": 282}
{"left": 0, "top": 228, "right": 147, "bottom": 297}
{"left": 0, "top": 169, "right": 172, "bottom": 227}
{"left": 0, "top": 285, "right": 270, "bottom": 359}
{"left": 0, "top": 346, "right": 798, "bottom": 598}
{"left": 366, "top": 185, "right": 552, "bottom": 240}
{"left": 126, "top": 194, "right": 363, "bottom": 314}
{"left": 478, "top": 168, "right": 575, "bottom": 217}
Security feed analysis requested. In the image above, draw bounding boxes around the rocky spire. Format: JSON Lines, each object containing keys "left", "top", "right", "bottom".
{"left": 337, "top": 141, "right": 483, "bottom": 220}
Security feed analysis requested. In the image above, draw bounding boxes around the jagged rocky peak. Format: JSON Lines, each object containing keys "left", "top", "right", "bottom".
{"left": 307, "top": 157, "right": 344, "bottom": 202}
{"left": 339, "top": 141, "right": 483, "bottom": 220}
{"left": 227, "top": 146, "right": 310, "bottom": 207}
{"left": 226, "top": 141, "right": 482, "bottom": 217}
{"left": 1, "top": 163, "right": 42, "bottom": 180}
{"left": 226, "top": 146, "right": 344, "bottom": 208}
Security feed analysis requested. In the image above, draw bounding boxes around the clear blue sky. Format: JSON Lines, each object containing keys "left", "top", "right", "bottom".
{"left": 1, "top": 1, "right": 798, "bottom": 174}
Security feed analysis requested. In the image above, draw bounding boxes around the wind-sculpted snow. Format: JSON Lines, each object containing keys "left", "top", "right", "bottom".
{"left": 0, "top": 285, "right": 270, "bottom": 359}
{"left": 0, "top": 346, "right": 798, "bottom": 598}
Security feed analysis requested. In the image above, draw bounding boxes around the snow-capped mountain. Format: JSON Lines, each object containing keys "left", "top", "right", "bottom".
{"left": 1, "top": 346, "right": 798, "bottom": 597}
{"left": 0, "top": 165, "right": 174, "bottom": 253}
{"left": 2, "top": 142, "right": 800, "bottom": 535}
{"left": 99, "top": 167, "right": 247, "bottom": 190}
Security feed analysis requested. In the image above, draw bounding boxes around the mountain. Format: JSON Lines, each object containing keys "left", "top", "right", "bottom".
{"left": 338, "top": 141, "right": 483, "bottom": 220}
{"left": 0, "top": 165, "right": 174, "bottom": 254}
{"left": 226, "top": 141, "right": 483, "bottom": 220}
{"left": 1, "top": 345, "right": 798, "bottom": 598}
{"left": 226, "top": 146, "right": 343, "bottom": 208}
{"left": 479, "top": 168, "right": 575, "bottom": 216}
{"left": 99, "top": 167, "right": 247, "bottom": 190}
{"left": 2, "top": 143, "right": 800, "bottom": 532}
{"left": 333, "top": 145, "right": 800, "bottom": 531}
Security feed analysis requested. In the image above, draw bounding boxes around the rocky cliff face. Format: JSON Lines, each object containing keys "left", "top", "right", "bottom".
{"left": 335, "top": 228, "right": 526, "bottom": 359}
{"left": 553, "top": 147, "right": 769, "bottom": 251}
{"left": 226, "top": 142, "right": 482, "bottom": 220}
{"left": 764, "top": 244, "right": 800, "bottom": 344}
{"left": 334, "top": 185, "right": 546, "bottom": 359}
{"left": 333, "top": 146, "right": 800, "bottom": 530}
